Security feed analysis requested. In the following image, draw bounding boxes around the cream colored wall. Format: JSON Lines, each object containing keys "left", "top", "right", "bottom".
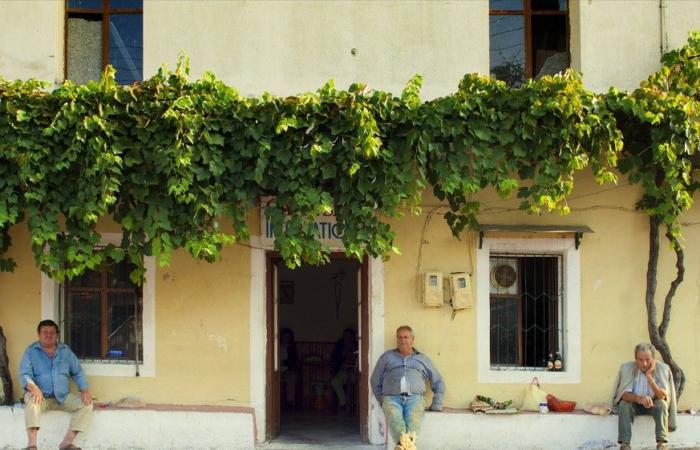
{"left": 576, "top": 0, "right": 700, "bottom": 92}
{"left": 1, "top": 220, "right": 252, "bottom": 407}
{"left": 0, "top": 0, "right": 63, "bottom": 83}
{"left": 87, "top": 244, "right": 252, "bottom": 406}
{"left": 143, "top": 0, "right": 488, "bottom": 99}
{"left": 0, "top": 225, "right": 42, "bottom": 403}
{"left": 3, "top": 1, "right": 699, "bottom": 97}
{"left": 382, "top": 175, "right": 700, "bottom": 409}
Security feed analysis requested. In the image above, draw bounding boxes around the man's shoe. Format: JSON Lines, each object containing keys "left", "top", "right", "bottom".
{"left": 619, "top": 443, "right": 631, "bottom": 450}
{"left": 656, "top": 442, "right": 669, "bottom": 450}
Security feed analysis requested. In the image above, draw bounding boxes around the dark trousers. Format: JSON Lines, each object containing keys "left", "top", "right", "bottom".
{"left": 617, "top": 399, "right": 668, "bottom": 444}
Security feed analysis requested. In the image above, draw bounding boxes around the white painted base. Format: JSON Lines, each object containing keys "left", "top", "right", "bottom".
{"left": 413, "top": 411, "right": 700, "bottom": 450}
{"left": 2, "top": 406, "right": 699, "bottom": 449}
{"left": 0, "top": 406, "right": 255, "bottom": 449}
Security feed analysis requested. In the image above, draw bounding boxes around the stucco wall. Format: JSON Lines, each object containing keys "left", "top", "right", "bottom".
{"left": 0, "top": 1, "right": 63, "bottom": 83}
{"left": 382, "top": 173, "right": 700, "bottom": 410}
{"left": 2, "top": 1, "right": 699, "bottom": 95}
{"left": 1, "top": 222, "right": 252, "bottom": 407}
{"left": 0, "top": 226, "right": 41, "bottom": 403}
{"left": 576, "top": 0, "right": 700, "bottom": 92}
{"left": 142, "top": 0, "right": 489, "bottom": 99}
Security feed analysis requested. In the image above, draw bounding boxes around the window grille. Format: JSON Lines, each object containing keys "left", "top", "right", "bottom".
{"left": 489, "top": 253, "right": 564, "bottom": 369}
{"left": 60, "top": 259, "right": 143, "bottom": 363}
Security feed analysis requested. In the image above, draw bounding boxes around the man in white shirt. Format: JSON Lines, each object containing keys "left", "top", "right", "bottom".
{"left": 610, "top": 343, "right": 677, "bottom": 450}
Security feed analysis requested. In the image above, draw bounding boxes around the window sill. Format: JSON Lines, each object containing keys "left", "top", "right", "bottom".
{"left": 81, "top": 360, "right": 153, "bottom": 377}
{"left": 479, "top": 367, "right": 580, "bottom": 384}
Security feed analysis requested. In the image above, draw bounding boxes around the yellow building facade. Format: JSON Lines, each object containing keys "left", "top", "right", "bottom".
{"left": 0, "top": 1, "right": 699, "bottom": 448}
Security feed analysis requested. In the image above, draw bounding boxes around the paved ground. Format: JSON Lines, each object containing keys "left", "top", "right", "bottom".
{"left": 257, "top": 410, "right": 383, "bottom": 450}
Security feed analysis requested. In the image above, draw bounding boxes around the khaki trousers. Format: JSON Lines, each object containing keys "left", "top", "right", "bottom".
{"left": 24, "top": 392, "right": 93, "bottom": 432}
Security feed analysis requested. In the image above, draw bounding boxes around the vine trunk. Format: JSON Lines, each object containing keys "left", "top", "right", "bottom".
{"left": 644, "top": 215, "right": 686, "bottom": 397}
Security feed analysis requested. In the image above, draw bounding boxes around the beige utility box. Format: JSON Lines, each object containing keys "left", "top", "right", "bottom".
{"left": 449, "top": 272, "right": 473, "bottom": 310}
{"left": 422, "top": 272, "right": 444, "bottom": 307}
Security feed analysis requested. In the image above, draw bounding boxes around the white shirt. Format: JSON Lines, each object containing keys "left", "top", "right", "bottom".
{"left": 630, "top": 371, "right": 653, "bottom": 397}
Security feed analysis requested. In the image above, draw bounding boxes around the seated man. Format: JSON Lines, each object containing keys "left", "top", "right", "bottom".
{"left": 370, "top": 325, "right": 444, "bottom": 449}
{"left": 611, "top": 343, "right": 677, "bottom": 450}
{"left": 19, "top": 320, "right": 93, "bottom": 450}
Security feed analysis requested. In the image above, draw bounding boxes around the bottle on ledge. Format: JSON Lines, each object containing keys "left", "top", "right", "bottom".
{"left": 553, "top": 351, "right": 563, "bottom": 371}
{"left": 546, "top": 353, "right": 554, "bottom": 371}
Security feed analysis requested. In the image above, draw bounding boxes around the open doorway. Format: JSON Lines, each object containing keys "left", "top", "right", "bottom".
{"left": 266, "top": 253, "right": 369, "bottom": 445}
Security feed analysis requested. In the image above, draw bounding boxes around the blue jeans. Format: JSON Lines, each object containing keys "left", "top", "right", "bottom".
{"left": 381, "top": 394, "right": 425, "bottom": 443}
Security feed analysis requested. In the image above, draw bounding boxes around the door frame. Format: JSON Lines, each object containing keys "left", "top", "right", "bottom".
{"left": 264, "top": 252, "right": 370, "bottom": 441}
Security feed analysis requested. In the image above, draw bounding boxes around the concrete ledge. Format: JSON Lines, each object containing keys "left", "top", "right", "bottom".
{"left": 2, "top": 406, "right": 699, "bottom": 449}
{"left": 415, "top": 410, "right": 700, "bottom": 450}
{"left": 0, "top": 404, "right": 256, "bottom": 449}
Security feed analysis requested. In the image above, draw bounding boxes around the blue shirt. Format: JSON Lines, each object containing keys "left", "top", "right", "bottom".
{"left": 19, "top": 341, "right": 88, "bottom": 404}
{"left": 370, "top": 348, "right": 445, "bottom": 410}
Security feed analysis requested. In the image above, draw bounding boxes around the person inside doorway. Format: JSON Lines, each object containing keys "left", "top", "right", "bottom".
{"left": 330, "top": 328, "right": 358, "bottom": 412}
{"left": 279, "top": 328, "right": 298, "bottom": 409}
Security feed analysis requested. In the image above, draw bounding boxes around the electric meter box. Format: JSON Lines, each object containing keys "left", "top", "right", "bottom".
{"left": 422, "top": 272, "right": 444, "bottom": 307}
{"left": 449, "top": 272, "right": 473, "bottom": 310}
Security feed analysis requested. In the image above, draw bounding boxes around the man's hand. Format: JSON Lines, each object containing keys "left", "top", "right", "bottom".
{"left": 637, "top": 395, "right": 653, "bottom": 408}
{"left": 27, "top": 384, "right": 43, "bottom": 404}
{"left": 80, "top": 390, "right": 92, "bottom": 405}
{"left": 645, "top": 359, "right": 656, "bottom": 380}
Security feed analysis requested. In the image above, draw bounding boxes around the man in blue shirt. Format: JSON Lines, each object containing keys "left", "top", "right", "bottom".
{"left": 370, "top": 325, "right": 445, "bottom": 449}
{"left": 19, "top": 319, "right": 93, "bottom": 450}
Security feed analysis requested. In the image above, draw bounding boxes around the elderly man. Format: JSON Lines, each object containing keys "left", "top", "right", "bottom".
{"left": 19, "top": 320, "right": 93, "bottom": 450}
{"left": 370, "top": 325, "right": 444, "bottom": 448}
{"left": 611, "top": 343, "right": 677, "bottom": 450}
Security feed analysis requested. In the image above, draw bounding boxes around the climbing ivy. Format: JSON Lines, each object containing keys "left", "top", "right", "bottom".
{"left": 0, "top": 34, "right": 698, "bottom": 285}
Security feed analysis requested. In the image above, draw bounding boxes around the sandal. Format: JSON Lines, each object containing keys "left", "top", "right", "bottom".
{"left": 24, "top": 446, "right": 38, "bottom": 450}
{"left": 59, "top": 446, "right": 82, "bottom": 450}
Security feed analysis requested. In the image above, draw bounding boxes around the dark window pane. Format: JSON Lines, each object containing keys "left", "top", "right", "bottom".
{"left": 68, "top": 266, "right": 102, "bottom": 288}
{"left": 66, "top": 16, "right": 103, "bottom": 85}
{"left": 490, "top": 0, "right": 523, "bottom": 10}
{"left": 108, "top": 260, "right": 138, "bottom": 288}
{"left": 489, "top": 255, "right": 561, "bottom": 368}
{"left": 66, "top": 291, "right": 101, "bottom": 358}
{"left": 68, "top": 0, "right": 103, "bottom": 9}
{"left": 532, "top": 0, "right": 567, "bottom": 11}
{"left": 108, "top": 14, "right": 143, "bottom": 85}
{"left": 490, "top": 297, "right": 519, "bottom": 365}
{"left": 532, "top": 15, "right": 569, "bottom": 78}
{"left": 490, "top": 15, "right": 525, "bottom": 87}
{"left": 107, "top": 292, "right": 142, "bottom": 360}
{"left": 110, "top": 0, "right": 143, "bottom": 9}
{"left": 521, "top": 257, "right": 558, "bottom": 367}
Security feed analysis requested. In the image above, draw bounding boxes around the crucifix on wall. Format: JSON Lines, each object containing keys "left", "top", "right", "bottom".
{"left": 331, "top": 269, "right": 345, "bottom": 319}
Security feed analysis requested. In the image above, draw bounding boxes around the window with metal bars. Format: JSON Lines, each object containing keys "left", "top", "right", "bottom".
{"left": 65, "top": 0, "right": 143, "bottom": 85}
{"left": 489, "top": 253, "right": 563, "bottom": 369}
{"left": 61, "top": 259, "right": 143, "bottom": 362}
{"left": 489, "top": 0, "right": 569, "bottom": 87}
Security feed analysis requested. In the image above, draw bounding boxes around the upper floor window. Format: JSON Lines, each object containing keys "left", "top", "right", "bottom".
{"left": 489, "top": 0, "right": 569, "bottom": 87}
{"left": 65, "top": 0, "right": 143, "bottom": 85}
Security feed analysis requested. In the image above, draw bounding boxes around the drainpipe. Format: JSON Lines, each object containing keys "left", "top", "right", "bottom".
{"left": 659, "top": 0, "right": 669, "bottom": 56}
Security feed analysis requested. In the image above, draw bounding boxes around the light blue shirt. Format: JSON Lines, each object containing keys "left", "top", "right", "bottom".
{"left": 19, "top": 342, "right": 88, "bottom": 404}
{"left": 630, "top": 371, "right": 653, "bottom": 397}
